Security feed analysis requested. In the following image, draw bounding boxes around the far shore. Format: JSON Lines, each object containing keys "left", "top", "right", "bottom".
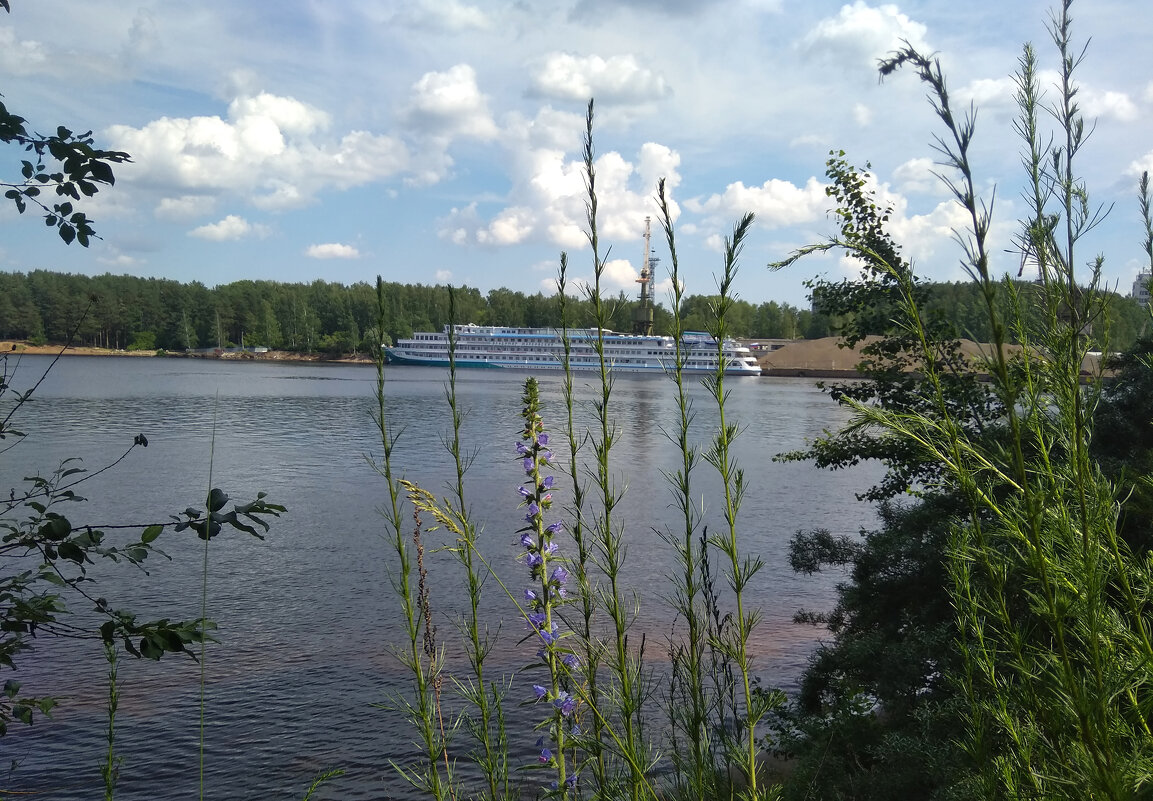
{"left": 1, "top": 341, "right": 374, "bottom": 365}
{"left": 2, "top": 337, "right": 1101, "bottom": 379}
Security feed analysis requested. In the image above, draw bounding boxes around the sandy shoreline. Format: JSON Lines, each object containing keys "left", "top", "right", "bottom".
{"left": 1, "top": 341, "right": 374, "bottom": 365}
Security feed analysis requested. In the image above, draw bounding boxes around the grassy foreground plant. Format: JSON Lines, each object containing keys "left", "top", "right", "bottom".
{"left": 378, "top": 102, "right": 779, "bottom": 801}
{"left": 776, "top": 2, "right": 1153, "bottom": 798}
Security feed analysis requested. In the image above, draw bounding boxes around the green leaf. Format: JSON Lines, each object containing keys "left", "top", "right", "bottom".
{"left": 58, "top": 223, "right": 75, "bottom": 245}
{"left": 57, "top": 541, "right": 84, "bottom": 563}
{"left": 141, "top": 525, "right": 162, "bottom": 544}
{"left": 207, "top": 488, "right": 229, "bottom": 512}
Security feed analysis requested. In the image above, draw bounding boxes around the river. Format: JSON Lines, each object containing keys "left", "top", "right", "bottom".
{"left": 0, "top": 355, "right": 880, "bottom": 800}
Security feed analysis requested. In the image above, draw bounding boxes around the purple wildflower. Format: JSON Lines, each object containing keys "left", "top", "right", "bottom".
{"left": 523, "top": 457, "right": 533, "bottom": 472}
{"left": 527, "top": 552, "right": 543, "bottom": 568}
{"left": 542, "top": 475, "right": 555, "bottom": 490}
{"left": 538, "top": 433, "right": 549, "bottom": 446}
{"left": 563, "top": 653, "right": 579, "bottom": 668}
{"left": 550, "top": 566, "right": 569, "bottom": 585}
{"left": 520, "top": 532, "right": 534, "bottom": 548}
{"left": 524, "top": 588, "right": 537, "bottom": 603}
{"left": 528, "top": 611, "right": 547, "bottom": 628}
{"left": 539, "top": 748, "right": 552, "bottom": 764}
{"left": 533, "top": 684, "right": 547, "bottom": 699}
{"left": 553, "top": 692, "right": 576, "bottom": 717}
{"left": 518, "top": 485, "right": 532, "bottom": 499}
{"left": 543, "top": 541, "right": 559, "bottom": 555}
{"left": 546, "top": 520, "right": 564, "bottom": 534}
{"left": 516, "top": 441, "right": 531, "bottom": 455}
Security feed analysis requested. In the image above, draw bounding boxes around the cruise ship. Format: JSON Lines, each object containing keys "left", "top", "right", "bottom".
{"left": 384, "top": 324, "right": 763, "bottom": 375}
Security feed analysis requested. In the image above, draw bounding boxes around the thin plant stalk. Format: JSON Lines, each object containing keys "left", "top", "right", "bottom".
{"left": 101, "top": 641, "right": 121, "bottom": 801}
{"left": 373, "top": 277, "right": 453, "bottom": 801}
{"left": 442, "top": 288, "right": 510, "bottom": 800}
{"left": 581, "top": 98, "right": 649, "bottom": 801}
{"left": 655, "top": 179, "right": 713, "bottom": 799}
{"left": 198, "top": 400, "right": 217, "bottom": 801}
{"left": 701, "top": 214, "right": 772, "bottom": 800}
{"left": 556, "top": 252, "right": 610, "bottom": 793}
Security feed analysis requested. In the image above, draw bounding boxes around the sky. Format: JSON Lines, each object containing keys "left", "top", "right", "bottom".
{"left": 1, "top": 0, "right": 1152, "bottom": 308}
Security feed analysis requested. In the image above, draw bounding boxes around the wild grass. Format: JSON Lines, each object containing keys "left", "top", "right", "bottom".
{"left": 774, "top": 1, "right": 1153, "bottom": 797}
{"left": 375, "top": 100, "right": 780, "bottom": 801}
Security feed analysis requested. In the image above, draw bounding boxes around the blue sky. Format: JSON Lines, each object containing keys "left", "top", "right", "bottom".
{"left": 1, "top": 0, "right": 1151, "bottom": 307}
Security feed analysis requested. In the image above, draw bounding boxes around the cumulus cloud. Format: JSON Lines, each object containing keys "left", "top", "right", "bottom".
{"left": 956, "top": 76, "right": 1016, "bottom": 110}
{"left": 1129, "top": 151, "right": 1153, "bottom": 178}
{"left": 403, "top": 64, "right": 498, "bottom": 141}
{"left": 1082, "top": 89, "right": 1138, "bottom": 123}
{"left": 305, "top": 243, "right": 360, "bottom": 259}
{"left": 531, "top": 53, "right": 671, "bottom": 104}
{"left": 435, "top": 269, "right": 453, "bottom": 282}
{"left": 189, "top": 215, "right": 268, "bottom": 241}
{"left": 803, "top": 2, "right": 929, "bottom": 67}
{"left": 686, "top": 177, "right": 828, "bottom": 229}
{"left": 108, "top": 91, "right": 410, "bottom": 209}
{"left": 438, "top": 107, "right": 682, "bottom": 252}
{"left": 892, "top": 157, "right": 937, "bottom": 194}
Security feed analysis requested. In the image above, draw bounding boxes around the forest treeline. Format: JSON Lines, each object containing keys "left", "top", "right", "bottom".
{"left": 0, "top": 268, "right": 1147, "bottom": 353}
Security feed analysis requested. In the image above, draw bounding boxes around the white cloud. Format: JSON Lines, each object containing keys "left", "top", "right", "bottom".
{"left": 1146, "top": 82, "right": 1153, "bottom": 104}
{"left": 789, "top": 133, "right": 831, "bottom": 149}
{"left": 393, "top": 0, "right": 490, "bottom": 32}
{"left": 189, "top": 215, "right": 267, "bottom": 241}
{"left": 109, "top": 92, "right": 410, "bottom": 209}
{"left": 0, "top": 27, "right": 48, "bottom": 76}
{"left": 686, "top": 177, "right": 828, "bottom": 229}
{"left": 155, "top": 195, "right": 216, "bottom": 221}
{"left": 803, "top": 2, "right": 930, "bottom": 67}
{"left": 1129, "top": 151, "right": 1153, "bottom": 178}
{"left": 438, "top": 108, "right": 682, "bottom": 252}
{"left": 96, "top": 250, "right": 140, "bottom": 268}
{"left": 892, "top": 157, "right": 937, "bottom": 194}
{"left": 1083, "top": 89, "right": 1138, "bottom": 123}
{"left": 531, "top": 53, "right": 671, "bottom": 104}
{"left": 403, "top": 64, "right": 498, "bottom": 141}
{"left": 852, "top": 102, "right": 872, "bottom": 126}
{"left": 305, "top": 242, "right": 360, "bottom": 259}
{"left": 435, "top": 269, "right": 453, "bottom": 282}
{"left": 957, "top": 76, "right": 1016, "bottom": 110}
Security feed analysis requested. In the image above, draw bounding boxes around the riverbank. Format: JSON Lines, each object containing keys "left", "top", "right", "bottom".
{"left": 1, "top": 337, "right": 1102, "bottom": 377}
{"left": 0, "top": 341, "right": 374, "bottom": 364}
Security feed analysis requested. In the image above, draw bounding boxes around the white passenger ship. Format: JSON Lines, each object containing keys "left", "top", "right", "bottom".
{"left": 384, "top": 324, "right": 763, "bottom": 375}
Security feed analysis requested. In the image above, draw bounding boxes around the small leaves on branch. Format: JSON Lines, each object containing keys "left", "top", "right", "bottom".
{"left": 1, "top": 97, "right": 131, "bottom": 246}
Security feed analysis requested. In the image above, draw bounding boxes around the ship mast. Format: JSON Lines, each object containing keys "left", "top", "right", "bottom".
{"left": 632, "top": 217, "right": 655, "bottom": 335}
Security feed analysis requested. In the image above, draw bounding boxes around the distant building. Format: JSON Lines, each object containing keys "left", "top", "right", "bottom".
{"left": 1134, "top": 273, "right": 1152, "bottom": 306}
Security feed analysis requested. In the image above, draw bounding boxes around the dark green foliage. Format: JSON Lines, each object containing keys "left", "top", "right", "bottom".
{"left": 775, "top": 157, "right": 992, "bottom": 800}
{"left": 1092, "top": 336, "right": 1153, "bottom": 552}
{"left": 3, "top": 269, "right": 1143, "bottom": 356}
{"left": 0, "top": 5, "right": 130, "bottom": 248}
